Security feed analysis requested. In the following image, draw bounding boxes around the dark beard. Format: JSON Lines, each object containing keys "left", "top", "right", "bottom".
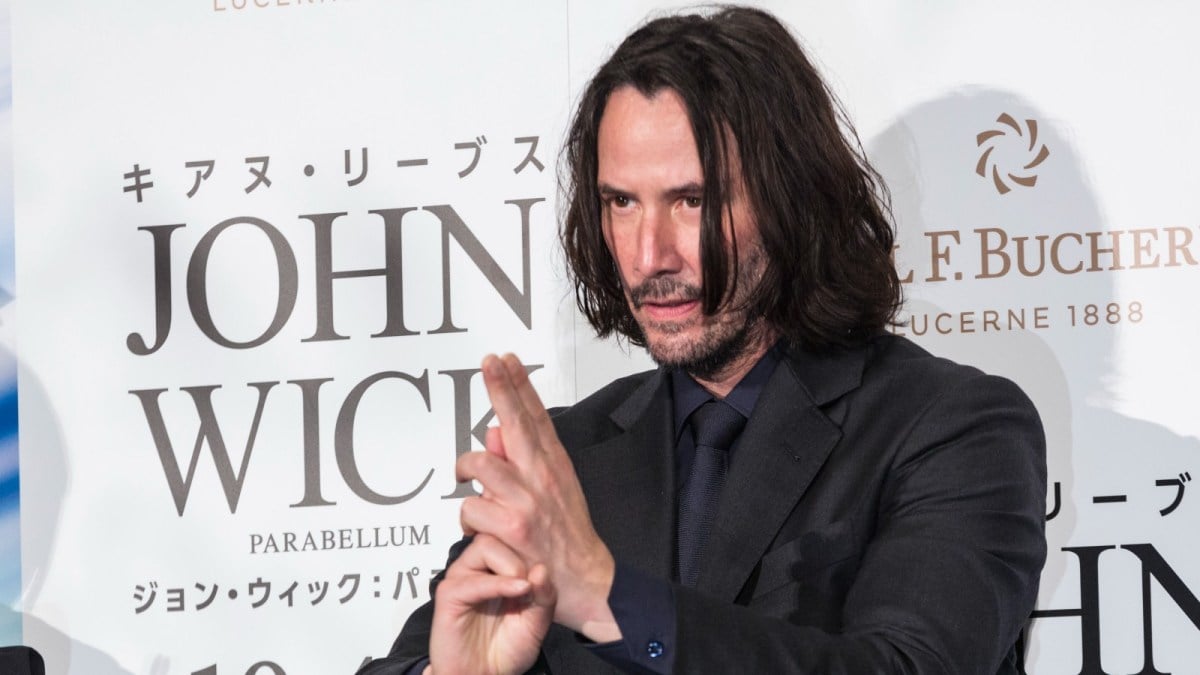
{"left": 631, "top": 243, "right": 768, "bottom": 381}
{"left": 657, "top": 318, "right": 755, "bottom": 381}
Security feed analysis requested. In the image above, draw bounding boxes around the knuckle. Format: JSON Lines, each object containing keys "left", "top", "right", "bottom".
{"left": 459, "top": 498, "right": 481, "bottom": 531}
{"left": 506, "top": 513, "right": 530, "bottom": 544}
{"left": 531, "top": 464, "right": 563, "bottom": 498}
{"left": 455, "top": 451, "right": 481, "bottom": 478}
{"left": 442, "top": 560, "right": 468, "bottom": 581}
{"left": 515, "top": 489, "right": 538, "bottom": 514}
{"left": 472, "top": 532, "right": 500, "bottom": 556}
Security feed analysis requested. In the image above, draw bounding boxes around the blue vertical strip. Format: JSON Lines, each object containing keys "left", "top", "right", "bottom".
{"left": 0, "top": 0, "right": 19, "bottom": 646}
{"left": 0, "top": 386, "right": 18, "bottom": 645}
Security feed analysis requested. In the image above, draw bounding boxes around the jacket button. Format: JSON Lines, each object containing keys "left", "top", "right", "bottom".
{"left": 646, "top": 640, "right": 665, "bottom": 659}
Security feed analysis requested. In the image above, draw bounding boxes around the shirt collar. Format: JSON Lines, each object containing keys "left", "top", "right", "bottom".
{"left": 670, "top": 342, "right": 784, "bottom": 441}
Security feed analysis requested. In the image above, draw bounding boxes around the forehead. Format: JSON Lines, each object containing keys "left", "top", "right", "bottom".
{"left": 596, "top": 86, "right": 701, "bottom": 188}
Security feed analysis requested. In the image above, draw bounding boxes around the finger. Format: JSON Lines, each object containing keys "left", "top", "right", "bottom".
{"left": 456, "top": 451, "right": 523, "bottom": 501}
{"left": 483, "top": 353, "right": 527, "bottom": 422}
{"left": 500, "top": 354, "right": 561, "bottom": 444}
{"left": 485, "top": 425, "right": 508, "bottom": 460}
{"left": 460, "top": 495, "right": 532, "bottom": 554}
{"left": 501, "top": 354, "right": 577, "bottom": 474}
{"left": 447, "top": 533, "right": 528, "bottom": 580}
{"left": 439, "top": 572, "right": 532, "bottom": 608}
{"left": 482, "top": 354, "right": 539, "bottom": 466}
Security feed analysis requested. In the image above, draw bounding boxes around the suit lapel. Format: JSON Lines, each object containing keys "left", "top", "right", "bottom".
{"left": 698, "top": 343, "right": 867, "bottom": 600}
{"left": 570, "top": 370, "right": 676, "bottom": 580}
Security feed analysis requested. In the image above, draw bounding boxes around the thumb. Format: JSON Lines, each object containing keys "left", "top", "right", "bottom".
{"left": 527, "top": 563, "right": 556, "bottom": 610}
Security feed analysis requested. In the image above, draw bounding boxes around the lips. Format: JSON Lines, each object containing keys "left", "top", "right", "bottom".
{"left": 629, "top": 278, "right": 702, "bottom": 321}
{"left": 640, "top": 298, "right": 700, "bottom": 321}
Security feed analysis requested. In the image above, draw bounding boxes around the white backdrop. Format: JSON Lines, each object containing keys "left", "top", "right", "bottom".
{"left": 10, "top": 1, "right": 1198, "bottom": 674}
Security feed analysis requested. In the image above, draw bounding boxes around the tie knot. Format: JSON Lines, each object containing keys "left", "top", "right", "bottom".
{"left": 689, "top": 400, "right": 746, "bottom": 452}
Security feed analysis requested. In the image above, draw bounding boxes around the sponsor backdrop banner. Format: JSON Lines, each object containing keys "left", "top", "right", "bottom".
{"left": 14, "top": 1, "right": 573, "bottom": 672}
{"left": 8, "top": 1, "right": 1198, "bottom": 673}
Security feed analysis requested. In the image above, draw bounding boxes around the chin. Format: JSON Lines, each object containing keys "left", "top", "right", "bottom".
{"left": 642, "top": 328, "right": 702, "bottom": 365}
{"left": 642, "top": 317, "right": 764, "bottom": 380}
{"left": 645, "top": 333, "right": 720, "bottom": 371}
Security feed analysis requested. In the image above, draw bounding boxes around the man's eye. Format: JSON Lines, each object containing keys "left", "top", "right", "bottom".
{"left": 683, "top": 196, "right": 702, "bottom": 208}
{"left": 611, "top": 195, "right": 630, "bottom": 208}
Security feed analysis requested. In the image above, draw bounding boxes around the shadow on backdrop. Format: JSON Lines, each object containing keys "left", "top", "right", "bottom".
{"left": 869, "top": 88, "right": 1199, "bottom": 672}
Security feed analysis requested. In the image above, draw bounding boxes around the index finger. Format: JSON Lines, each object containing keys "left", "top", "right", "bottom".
{"left": 448, "top": 533, "right": 528, "bottom": 580}
{"left": 500, "top": 353, "right": 559, "bottom": 445}
{"left": 482, "top": 353, "right": 540, "bottom": 466}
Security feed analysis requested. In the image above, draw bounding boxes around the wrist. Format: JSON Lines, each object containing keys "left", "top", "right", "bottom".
{"left": 561, "top": 547, "right": 621, "bottom": 642}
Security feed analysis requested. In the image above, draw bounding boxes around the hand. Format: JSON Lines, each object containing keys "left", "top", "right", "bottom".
{"left": 429, "top": 534, "right": 555, "bottom": 675}
{"left": 456, "top": 353, "right": 621, "bottom": 643}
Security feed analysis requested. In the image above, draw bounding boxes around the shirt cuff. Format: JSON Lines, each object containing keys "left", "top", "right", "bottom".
{"left": 584, "top": 562, "right": 676, "bottom": 674}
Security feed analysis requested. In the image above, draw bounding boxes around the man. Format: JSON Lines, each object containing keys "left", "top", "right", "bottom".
{"left": 360, "top": 7, "right": 1045, "bottom": 674}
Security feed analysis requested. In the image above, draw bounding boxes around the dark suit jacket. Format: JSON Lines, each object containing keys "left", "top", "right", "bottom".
{"left": 361, "top": 335, "right": 1047, "bottom": 674}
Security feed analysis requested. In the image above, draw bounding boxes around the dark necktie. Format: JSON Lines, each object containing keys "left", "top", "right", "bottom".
{"left": 677, "top": 400, "right": 746, "bottom": 587}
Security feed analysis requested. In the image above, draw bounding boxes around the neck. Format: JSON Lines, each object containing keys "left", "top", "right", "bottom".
{"left": 690, "top": 323, "right": 778, "bottom": 398}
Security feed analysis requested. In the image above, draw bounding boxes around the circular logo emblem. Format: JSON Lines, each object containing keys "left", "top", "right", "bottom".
{"left": 976, "top": 113, "right": 1050, "bottom": 194}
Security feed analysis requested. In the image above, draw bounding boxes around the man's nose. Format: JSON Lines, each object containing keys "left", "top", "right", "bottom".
{"left": 634, "top": 206, "right": 684, "bottom": 277}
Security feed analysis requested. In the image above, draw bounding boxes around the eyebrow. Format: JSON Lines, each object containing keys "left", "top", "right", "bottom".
{"left": 597, "top": 183, "right": 628, "bottom": 198}
{"left": 597, "top": 181, "right": 704, "bottom": 199}
{"left": 663, "top": 182, "right": 704, "bottom": 200}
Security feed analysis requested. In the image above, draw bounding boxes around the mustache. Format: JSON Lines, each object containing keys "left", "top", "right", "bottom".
{"left": 629, "top": 277, "right": 701, "bottom": 308}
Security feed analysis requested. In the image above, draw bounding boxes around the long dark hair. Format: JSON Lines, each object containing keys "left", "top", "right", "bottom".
{"left": 562, "top": 6, "right": 901, "bottom": 352}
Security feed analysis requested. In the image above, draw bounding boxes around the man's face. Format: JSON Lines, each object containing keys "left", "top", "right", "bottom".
{"left": 596, "top": 86, "right": 767, "bottom": 377}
